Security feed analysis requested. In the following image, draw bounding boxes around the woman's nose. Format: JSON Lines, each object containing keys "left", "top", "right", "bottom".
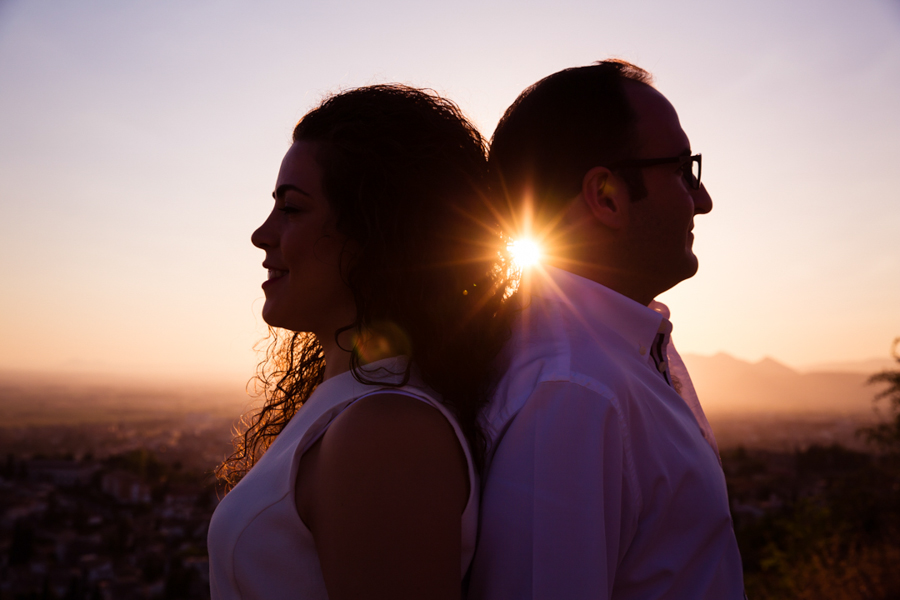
{"left": 251, "top": 210, "right": 277, "bottom": 249}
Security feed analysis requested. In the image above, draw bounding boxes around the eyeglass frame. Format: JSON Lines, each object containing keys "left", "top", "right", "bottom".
{"left": 609, "top": 153, "right": 702, "bottom": 190}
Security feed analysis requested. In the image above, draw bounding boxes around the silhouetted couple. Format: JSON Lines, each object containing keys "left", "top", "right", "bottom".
{"left": 207, "top": 60, "right": 745, "bottom": 599}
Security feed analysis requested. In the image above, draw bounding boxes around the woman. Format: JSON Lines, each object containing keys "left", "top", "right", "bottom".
{"left": 208, "top": 85, "right": 513, "bottom": 599}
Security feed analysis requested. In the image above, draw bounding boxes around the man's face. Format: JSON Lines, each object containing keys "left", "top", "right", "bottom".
{"left": 619, "top": 82, "right": 713, "bottom": 298}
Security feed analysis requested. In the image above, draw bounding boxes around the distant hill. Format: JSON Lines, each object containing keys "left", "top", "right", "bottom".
{"left": 0, "top": 369, "right": 253, "bottom": 426}
{"left": 682, "top": 353, "right": 883, "bottom": 415}
{"left": 1, "top": 353, "right": 894, "bottom": 426}
{"left": 799, "top": 357, "right": 898, "bottom": 374}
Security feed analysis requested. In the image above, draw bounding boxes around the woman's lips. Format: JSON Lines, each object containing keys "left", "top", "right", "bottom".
{"left": 262, "top": 269, "right": 287, "bottom": 289}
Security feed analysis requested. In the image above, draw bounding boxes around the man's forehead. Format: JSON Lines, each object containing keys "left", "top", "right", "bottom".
{"left": 623, "top": 82, "right": 690, "bottom": 154}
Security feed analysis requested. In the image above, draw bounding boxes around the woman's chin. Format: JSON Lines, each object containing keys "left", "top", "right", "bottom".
{"left": 260, "top": 309, "right": 320, "bottom": 337}
{"left": 260, "top": 305, "right": 288, "bottom": 330}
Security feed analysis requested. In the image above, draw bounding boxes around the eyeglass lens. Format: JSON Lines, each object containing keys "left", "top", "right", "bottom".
{"left": 684, "top": 156, "right": 701, "bottom": 189}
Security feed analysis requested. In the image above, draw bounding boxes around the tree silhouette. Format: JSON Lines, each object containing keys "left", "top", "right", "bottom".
{"left": 860, "top": 337, "right": 900, "bottom": 453}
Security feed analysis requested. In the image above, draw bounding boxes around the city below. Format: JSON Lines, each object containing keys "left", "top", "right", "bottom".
{"left": 1, "top": 352, "right": 898, "bottom": 599}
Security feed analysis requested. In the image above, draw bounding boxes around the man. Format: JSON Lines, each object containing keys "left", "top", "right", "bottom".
{"left": 468, "top": 61, "right": 745, "bottom": 599}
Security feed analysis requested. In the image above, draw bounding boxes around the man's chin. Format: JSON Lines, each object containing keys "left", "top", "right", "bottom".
{"left": 682, "top": 257, "right": 700, "bottom": 281}
{"left": 669, "top": 256, "right": 700, "bottom": 288}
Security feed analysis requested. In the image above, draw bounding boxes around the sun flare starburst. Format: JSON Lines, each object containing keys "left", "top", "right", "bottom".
{"left": 508, "top": 238, "right": 542, "bottom": 270}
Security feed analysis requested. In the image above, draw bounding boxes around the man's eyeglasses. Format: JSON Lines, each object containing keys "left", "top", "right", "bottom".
{"left": 610, "top": 154, "right": 702, "bottom": 190}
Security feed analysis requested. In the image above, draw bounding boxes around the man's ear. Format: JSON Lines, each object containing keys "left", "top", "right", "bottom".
{"left": 581, "top": 166, "right": 629, "bottom": 229}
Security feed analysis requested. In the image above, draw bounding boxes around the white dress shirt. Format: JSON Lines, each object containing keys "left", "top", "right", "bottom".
{"left": 468, "top": 267, "right": 743, "bottom": 600}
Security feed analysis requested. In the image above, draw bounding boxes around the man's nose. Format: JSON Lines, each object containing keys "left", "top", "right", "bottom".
{"left": 693, "top": 184, "right": 712, "bottom": 215}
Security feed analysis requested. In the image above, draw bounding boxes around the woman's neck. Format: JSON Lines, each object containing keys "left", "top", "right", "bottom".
{"left": 321, "top": 334, "right": 353, "bottom": 381}
{"left": 320, "top": 326, "right": 404, "bottom": 381}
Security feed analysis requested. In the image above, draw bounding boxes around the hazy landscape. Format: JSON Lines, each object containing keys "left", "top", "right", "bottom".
{"left": 0, "top": 370, "right": 252, "bottom": 428}
{"left": 2, "top": 353, "right": 898, "bottom": 599}
{"left": 1, "top": 352, "right": 891, "bottom": 448}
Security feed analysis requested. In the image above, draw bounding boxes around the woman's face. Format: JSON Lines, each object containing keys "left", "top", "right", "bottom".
{"left": 251, "top": 141, "right": 356, "bottom": 339}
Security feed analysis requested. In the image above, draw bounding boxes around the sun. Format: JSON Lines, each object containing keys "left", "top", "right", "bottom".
{"left": 508, "top": 238, "right": 542, "bottom": 269}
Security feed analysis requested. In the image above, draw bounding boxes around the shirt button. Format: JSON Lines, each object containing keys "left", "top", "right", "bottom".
{"left": 639, "top": 345, "right": 647, "bottom": 355}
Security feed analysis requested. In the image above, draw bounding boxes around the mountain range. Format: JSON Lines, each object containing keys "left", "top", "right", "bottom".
{"left": 682, "top": 353, "right": 890, "bottom": 416}
{"left": 1, "top": 352, "right": 896, "bottom": 425}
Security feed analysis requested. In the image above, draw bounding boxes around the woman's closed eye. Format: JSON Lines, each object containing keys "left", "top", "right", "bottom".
{"left": 278, "top": 205, "right": 305, "bottom": 216}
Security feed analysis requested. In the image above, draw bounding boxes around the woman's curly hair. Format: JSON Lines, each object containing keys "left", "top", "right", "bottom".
{"left": 217, "top": 85, "right": 515, "bottom": 487}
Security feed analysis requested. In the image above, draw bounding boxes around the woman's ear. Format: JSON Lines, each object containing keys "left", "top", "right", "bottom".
{"left": 581, "top": 166, "right": 629, "bottom": 230}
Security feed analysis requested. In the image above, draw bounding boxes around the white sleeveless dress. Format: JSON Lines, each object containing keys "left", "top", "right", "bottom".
{"left": 207, "top": 357, "right": 479, "bottom": 599}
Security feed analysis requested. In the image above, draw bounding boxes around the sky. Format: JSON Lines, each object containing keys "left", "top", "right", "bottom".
{"left": 1, "top": 0, "right": 899, "bottom": 383}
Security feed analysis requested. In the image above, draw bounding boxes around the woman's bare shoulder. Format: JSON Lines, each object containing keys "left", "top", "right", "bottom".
{"left": 317, "top": 392, "right": 468, "bottom": 485}
{"left": 297, "top": 391, "right": 469, "bottom": 599}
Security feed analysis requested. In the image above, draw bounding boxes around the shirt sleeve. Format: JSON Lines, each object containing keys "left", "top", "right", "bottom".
{"left": 469, "top": 380, "right": 637, "bottom": 600}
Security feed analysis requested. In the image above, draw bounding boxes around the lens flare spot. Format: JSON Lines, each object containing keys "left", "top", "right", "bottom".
{"left": 508, "top": 238, "right": 541, "bottom": 269}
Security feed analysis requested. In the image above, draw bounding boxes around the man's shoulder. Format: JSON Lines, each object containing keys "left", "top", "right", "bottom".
{"left": 505, "top": 292, "right": 637, "bottom": 382}
{"left": 485, "top": 311, "right": 637, "bottom": 439}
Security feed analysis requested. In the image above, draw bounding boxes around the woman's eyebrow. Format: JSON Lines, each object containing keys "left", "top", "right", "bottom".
{"left": 273, "top": 184, "right": 312, "bottom": 201}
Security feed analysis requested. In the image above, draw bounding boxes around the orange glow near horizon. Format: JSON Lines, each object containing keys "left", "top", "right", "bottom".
{"left": 1, "top": 2, "right": 898, "bottom": 376}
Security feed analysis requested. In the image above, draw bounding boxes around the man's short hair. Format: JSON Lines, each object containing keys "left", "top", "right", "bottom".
{"left": 490, "top": 60, "right": 653, "bottom": 224}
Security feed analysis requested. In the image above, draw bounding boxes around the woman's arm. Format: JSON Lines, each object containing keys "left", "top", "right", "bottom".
{"left": 295, "top": 392, "right": 469, "bottom": 600}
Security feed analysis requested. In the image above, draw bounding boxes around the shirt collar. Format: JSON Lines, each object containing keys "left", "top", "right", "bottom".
{"left": 530, "top": 266, "right": 673, "bottom": 358}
